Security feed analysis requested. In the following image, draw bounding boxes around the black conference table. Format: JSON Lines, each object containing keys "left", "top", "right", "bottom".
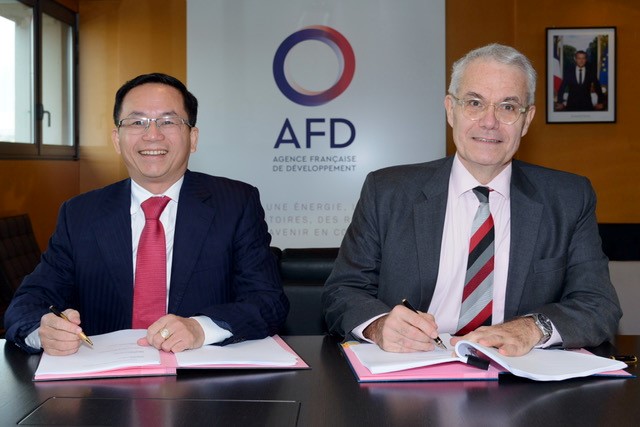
{"left": 1, "top": 335, "right": 639, "bottom": 426}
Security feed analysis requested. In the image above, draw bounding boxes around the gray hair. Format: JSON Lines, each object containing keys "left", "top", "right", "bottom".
{"left": 448, "top": 43, "right": 537, "bottom": 106}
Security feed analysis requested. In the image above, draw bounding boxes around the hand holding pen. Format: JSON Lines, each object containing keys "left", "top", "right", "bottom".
{"left": 48, "top": 306, "right": 93, "bottom": 346}
{"left": 401, "top": 299, "right": 447, "bottom": 350}
{"left": 363, "top": 300, "right": 447, "bottom": 352}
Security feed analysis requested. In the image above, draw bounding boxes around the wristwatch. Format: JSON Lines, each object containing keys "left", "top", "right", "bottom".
{"left": 524, "top": 313, "right": 552, "bottom": 346}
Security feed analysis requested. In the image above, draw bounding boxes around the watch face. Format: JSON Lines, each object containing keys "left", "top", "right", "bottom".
{"left": 537, "top": 314, "right": 552, "bottom": 336}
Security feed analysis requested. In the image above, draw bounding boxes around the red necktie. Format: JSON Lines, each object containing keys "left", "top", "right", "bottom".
{"left": 132, "top": 196, "right": 171, "bottom": 329}
{"left": 456, "top": 186, "right": 494, "bottom": 335}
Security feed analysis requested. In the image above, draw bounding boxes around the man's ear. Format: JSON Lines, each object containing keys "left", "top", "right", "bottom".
{"left": 520, "top": 105, "right": 536, "bottom": 137}
{"left": 189, "top": 127, "right": 199, "bottom": 153}
{"left": 444, "top": 95, "right": 455, "bottom": 128}
{"left": 111, "top": 128, "right": 122, "bottom": 154}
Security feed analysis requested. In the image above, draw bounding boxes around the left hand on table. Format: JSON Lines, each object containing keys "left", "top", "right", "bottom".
{"left": 137, "top": 314, "right": 205, "bottom": 352}
{"left": 450, "top": 316, "right": 542, "bottom": 356}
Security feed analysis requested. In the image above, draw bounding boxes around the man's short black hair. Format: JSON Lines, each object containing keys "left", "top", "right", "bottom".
{"left": 113, "top": 73, "right": 198, "bottom": 126}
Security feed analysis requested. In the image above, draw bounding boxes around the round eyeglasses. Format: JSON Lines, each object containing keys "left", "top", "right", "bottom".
{"left": 450, "top": 95, "right": 529, "bottom": 125}
{"left": 117, "top": 116, "right": 192, "bottom": 135}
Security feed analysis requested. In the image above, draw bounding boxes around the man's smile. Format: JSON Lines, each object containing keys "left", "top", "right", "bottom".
{"left": 139, "top": 149, "right": 168, "bottom": 156}
{"left": 472, "top": 136, "right": 502, "bottom": 143}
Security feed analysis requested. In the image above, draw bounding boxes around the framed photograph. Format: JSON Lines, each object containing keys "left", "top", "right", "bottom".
{"left": 546, "top": 27, "right": 616, "bottom": 123}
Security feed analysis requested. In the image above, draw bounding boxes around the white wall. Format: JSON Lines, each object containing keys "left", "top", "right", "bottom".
{"left": 610, "top": 261, "right": 640, "bottom": 335}
{"left": 187, "top": 0, "right": 446, "bottom": 248}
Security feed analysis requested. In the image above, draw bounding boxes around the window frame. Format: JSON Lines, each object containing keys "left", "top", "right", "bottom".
{"left": 0, "top": 0, "right": 79, "bottom": 160}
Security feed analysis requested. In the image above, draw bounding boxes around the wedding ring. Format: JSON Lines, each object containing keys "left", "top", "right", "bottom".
{"left": 160, "top": 328, "right": 171, "bottom": 340}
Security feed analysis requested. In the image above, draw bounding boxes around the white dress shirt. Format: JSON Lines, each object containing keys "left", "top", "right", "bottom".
{"left": 426, "top": 154, "right": 511, "bottom": 332}
{"left": 130, "top": 178, "right": 231, "bottom": 345}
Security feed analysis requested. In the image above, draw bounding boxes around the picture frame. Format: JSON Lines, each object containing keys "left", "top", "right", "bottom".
{"left": 546, "top": 27, "right": 616, "bottom": 123}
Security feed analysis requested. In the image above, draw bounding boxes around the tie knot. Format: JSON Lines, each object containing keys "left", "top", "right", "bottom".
{"left": 472, "top": 186, "right": 490, "bottom": 203}
{"left": 141, "top": 196, "right": 170, "bottom": 220}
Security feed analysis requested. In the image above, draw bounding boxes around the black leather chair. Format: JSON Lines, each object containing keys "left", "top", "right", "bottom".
{"left": 279, "top": 247, "right": 338, "bottom": 335}
{"left": 598, "top": 223, "right": 640, "bottom": 261}
{"left": 0, "top": 214, "right": 41, "bottom": 336}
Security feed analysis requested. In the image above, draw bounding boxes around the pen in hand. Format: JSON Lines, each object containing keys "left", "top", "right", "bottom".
{"left": 401, "top": 299, "right": 447, "bottom": 350}
{"left": 49, "top": 305, "right": 94, "bottom": 347}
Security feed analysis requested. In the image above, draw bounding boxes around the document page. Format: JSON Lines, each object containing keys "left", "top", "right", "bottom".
{"left": 348, "top": 334, "right": 460, "bottom": 374}
{"left": 35, "top": 329, "right": 161, "bottom": 376}
{"left": 454, "top": 341, "right": 628, "bottom": 381}
{"left": 175, "top": 336, "right": 299, "bottom": 367}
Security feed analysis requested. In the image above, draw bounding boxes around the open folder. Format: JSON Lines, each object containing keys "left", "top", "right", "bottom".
{"left": 34, "top": 330, "right": 308, "bottom": 381}
{"left": 341, "top": 334, "right": 632, "bottom": 382}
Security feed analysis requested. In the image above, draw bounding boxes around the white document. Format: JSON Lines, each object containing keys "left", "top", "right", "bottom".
{"left": 35, "top": 330, "right": 160, "bottom": 375}
{"left": 349, "top": 334, "right": 460, "bottom": 374}
{"left": 175, "top": 336, "right": 298, "bottom": 367}
{"left": 34, "top": 329, "right": 307, "bottom": 381}
{"left": 454, "top": 341, "right": 627, "bottom": 381}
{"left": 350, "top": 333, "right": 627, "bottom": 381}
{"left": 35, "top": 330, "right": 299, "bottom": 379}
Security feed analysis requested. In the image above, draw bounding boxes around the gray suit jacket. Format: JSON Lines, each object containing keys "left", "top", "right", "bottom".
{"left": 322, "top": 157, "right": 621, "bottom": 348}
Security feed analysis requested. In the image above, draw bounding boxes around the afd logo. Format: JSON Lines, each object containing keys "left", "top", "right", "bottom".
{"left": 273, "top": 26, "right": 356, "bottom": 149}
{"left": 273, "top": 25, "right": 356, "bottom": 106}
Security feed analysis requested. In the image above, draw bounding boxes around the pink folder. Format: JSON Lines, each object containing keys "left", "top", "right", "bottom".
{"left": 340, "top": 343, "right": 633, "bottom": 383}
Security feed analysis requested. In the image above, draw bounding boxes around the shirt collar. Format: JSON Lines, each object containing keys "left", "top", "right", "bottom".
{"left": 451, "top": 153, "right": 511, "bottom": 199}
{"left": 130, "top": 177, "right": 184, "bottom": 214}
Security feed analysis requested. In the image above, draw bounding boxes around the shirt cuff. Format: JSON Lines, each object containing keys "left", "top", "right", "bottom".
{"left": 191, "top": 315, "right": 232, "bottom": 345}
{"left": 351, "top": 313, "right": 388, "bottom": 342}
{"left": 25, "top": 328, "right": 42, "bottom": 350}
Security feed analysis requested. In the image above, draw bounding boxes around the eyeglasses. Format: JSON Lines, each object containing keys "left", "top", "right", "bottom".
{"left": 117, "top": 116, "right": 192, "bottom": 135}
{"left": 450, "top": 95, "right": 528, "bottom": 125}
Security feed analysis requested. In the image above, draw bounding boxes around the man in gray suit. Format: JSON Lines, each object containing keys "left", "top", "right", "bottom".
{"left": 322, "top": 44, "right": 621, "bottom": 356}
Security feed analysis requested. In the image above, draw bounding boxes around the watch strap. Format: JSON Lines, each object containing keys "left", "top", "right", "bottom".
{"left": 524, "top": 313, "right": 552, "bottom": 346}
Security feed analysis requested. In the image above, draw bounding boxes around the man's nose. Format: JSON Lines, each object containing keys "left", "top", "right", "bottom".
{"left": 478, "top": 104, "right": 499, "bottom": 129}
{"left": 143, "top": 120, "right": 164, "bottom": 139}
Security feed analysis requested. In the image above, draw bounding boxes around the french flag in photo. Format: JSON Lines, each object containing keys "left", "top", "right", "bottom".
{"left": 553, "top": 36, "right": 563, "bottom": 93}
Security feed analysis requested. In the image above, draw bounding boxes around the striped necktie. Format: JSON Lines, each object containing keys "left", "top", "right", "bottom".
{"left": 132, "top": 196, "right": 171, "bottom": 329}
{"left": 456, "top": 186, "right": 494, "bottom": 335}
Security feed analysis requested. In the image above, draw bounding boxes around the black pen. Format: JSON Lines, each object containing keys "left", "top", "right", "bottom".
{"left": 49, "top": 305, "right": 93, "bottom": 346}
{"left": 401, "top": 299, "right": 447, "bottom": 350}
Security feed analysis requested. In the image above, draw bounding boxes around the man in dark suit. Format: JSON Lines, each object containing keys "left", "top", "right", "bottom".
{"left": 555, "top": 50, "right": 605, "bottom": 111}
{"left": 323, "top": 44, "right": 621, "bottom": 356}
{"left": 5, "top": 73, "right": 289, "bottom": 355}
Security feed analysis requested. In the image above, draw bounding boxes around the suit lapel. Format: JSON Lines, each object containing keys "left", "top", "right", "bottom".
{"left": 504, "top": 162, "right": 544, "bottom": 319}
{"left": 169, "top": 172, "right": 216, "bottom": 312}
{"left": 94, "top": 179, "right": 134, "bottom": 312}
{"left": 414, "top": 159, "right": 452, "bottom": 308}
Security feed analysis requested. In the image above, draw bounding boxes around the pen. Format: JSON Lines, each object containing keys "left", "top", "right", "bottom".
{"left": 610, "top": 355, "right": 637, "bottom": 365}
{"left": 49, "top": 305, "right": 94, "bottom": 346}
{"left": 401, "top": 299, "right": 447, "bottom": 350}
{"left": 464, "top": 347, "right": 491, "bottom": 370}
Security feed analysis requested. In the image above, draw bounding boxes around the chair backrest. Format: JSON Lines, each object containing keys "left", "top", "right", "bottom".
{"left": 0, "top": 214, "right": 41, "bottom": 302}
{"left": 279, "top": 248, "right": 339, "bottom": 335}
{"left": 280, "top": 247, "right": 338, "bottom": 282}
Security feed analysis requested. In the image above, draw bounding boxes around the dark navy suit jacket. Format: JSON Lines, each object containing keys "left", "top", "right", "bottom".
{"left": 5, "top": 170, "right": 289, "bottom": 353}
